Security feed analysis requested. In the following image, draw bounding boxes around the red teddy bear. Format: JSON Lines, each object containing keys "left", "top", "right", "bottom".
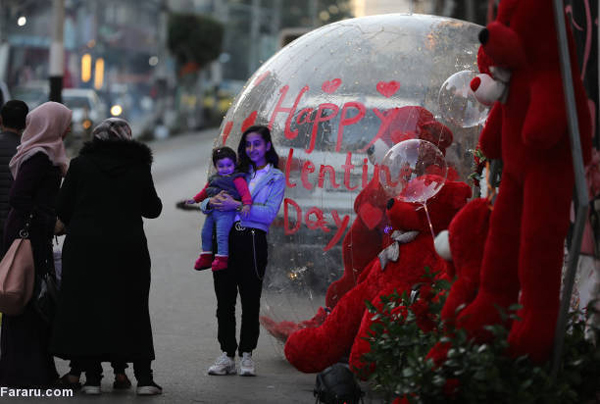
{"left": 284, "top": 178, "right": 471, "bottom": 373}
{"left": 455, "top": 0, "right": 592, "bottom": 363}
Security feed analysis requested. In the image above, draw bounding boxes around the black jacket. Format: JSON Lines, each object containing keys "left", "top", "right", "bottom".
{"left": 50, "top": 138, "right": 162, "bottom": 361}
{"left": 0, "top": 130, "right": 21, "bottom": 249}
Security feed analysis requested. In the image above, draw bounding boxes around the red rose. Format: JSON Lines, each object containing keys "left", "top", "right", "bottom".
{"left": 443, "top": 378, "right": 460, "bottom": 398}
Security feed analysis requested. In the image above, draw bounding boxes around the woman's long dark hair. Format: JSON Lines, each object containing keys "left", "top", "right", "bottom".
{"left": 237, "top": 125, "right": 279, "bottom": 173}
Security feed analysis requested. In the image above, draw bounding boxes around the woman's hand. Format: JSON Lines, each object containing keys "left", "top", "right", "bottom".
{"left": 208, "top": 191, "right": 241, "bottom": 212}
{"left": 54, "top": 218, "right": 66, "bottom": 235}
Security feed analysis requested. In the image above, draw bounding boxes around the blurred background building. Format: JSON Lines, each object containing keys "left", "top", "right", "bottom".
{"left": 0, "top": 0, "right": 594, "bottom": 141}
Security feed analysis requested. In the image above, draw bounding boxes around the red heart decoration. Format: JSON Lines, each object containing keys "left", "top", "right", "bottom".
{"left": 222, "top": 121, "right": 233, "bottom": 144}
{"left": 241, "top": 111, "right": 257, "bottom": 133}
{"left": 321, "top": 78, "right": 342, "bottom": 93}
{"left": 376, "top": 81, "right": 400, "bottom": 98}
{"left": 254, "top": 71, "right": 270, "bottom": 87}
{"left": 359, "top": 202, "right": 383, "bottom": 230}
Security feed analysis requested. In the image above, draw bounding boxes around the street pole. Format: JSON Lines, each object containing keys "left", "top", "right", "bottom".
{"left": 49, "top": 0, "right": 64, "bottom": 103}
{"left": 248, "top": 0, "right": 260, "bottom": 77}
{"left": 309, "top": 0, "right": 318, "bottom": 27}
{"left": 155, "top": 0, "right": 168, "bottom": 125}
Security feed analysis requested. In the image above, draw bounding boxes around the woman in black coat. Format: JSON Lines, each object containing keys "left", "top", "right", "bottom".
{"left": 0, "top": 101, "right": 72, "bottom": 387}
{"left": 50, "top": 118, "right": 163, "bottom": 395}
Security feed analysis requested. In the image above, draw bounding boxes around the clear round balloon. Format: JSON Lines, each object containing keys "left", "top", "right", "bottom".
{"left": 438, "top": 70, "right": 490, "bottom": 128}
{"left": 380, "top": 139, "right": 448, "bottom": 203}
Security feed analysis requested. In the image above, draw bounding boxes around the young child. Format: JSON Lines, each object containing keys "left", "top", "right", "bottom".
{"left": 187, "top": 146, "right": 252, "bottom": 271}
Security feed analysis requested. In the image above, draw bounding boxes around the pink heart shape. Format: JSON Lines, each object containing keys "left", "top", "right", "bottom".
{"left": 241, "top": 111, "right": 257, "bottom": 133}
{"left": 222, "top": 121, "right": 233, "bottom": 144}
{"left": 321, "top": 78, "right": 342, "bottom": 93}
{"left": 376, "top": 81, "right": 400, "bottom": 98}
{"left": 254, "top": 71, "right": 270, "bottom": 87}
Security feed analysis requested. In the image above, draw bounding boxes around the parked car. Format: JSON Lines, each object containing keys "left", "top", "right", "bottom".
{"left": 11, "top": 84, "right": 106, "bottom": 149}
{"left": 10, "top": 81, "right": 47, "bottom": 110}
{"left": 62, "top": 88, "right": 106, "bottom": 141}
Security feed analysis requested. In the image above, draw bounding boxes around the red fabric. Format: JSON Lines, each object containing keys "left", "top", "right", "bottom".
{"left": 454, "top": 0, "right": 593, "bottom": 364}
{"left": 441, "top": 198, "right": 491, "bottom": 324}
{"left": 192, "top": 183, "right": 209, "bottom": 203}
{"left": 426, "top": 198, "right": 492, "bottom": 366}
{"left": 233, "top": 176, "right": 252, "bottom": 205}
{"left": 283, "top": 179, "right": 471, "bottom": 374}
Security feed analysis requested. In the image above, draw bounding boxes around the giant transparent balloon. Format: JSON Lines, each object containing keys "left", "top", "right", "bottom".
{"left": 211, "top": 14, "right": 483, "bottom": 352}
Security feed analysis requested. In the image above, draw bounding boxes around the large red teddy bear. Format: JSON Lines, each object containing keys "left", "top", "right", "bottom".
{"left": 454, "top": 0, "right": 592, "bottom": 363}
{"left": 284, "top": 178, "right": 471, "bottom": 373}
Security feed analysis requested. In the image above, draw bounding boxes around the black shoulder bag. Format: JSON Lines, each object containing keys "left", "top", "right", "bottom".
{"left": 32, "top": 217, "right": 60, "bottom": 323}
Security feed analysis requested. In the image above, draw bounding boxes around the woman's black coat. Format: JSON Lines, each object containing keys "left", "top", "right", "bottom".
{"left": 50, "top": 139, "right": 162, "bottom": 362}
{"left": 0, "top": 152, "right": 62, "bottom": 387}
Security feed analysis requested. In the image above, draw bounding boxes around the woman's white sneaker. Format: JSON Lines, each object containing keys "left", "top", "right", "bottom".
{"left": 136, "top": 381, "right": 163, "bottom": 395}
{"left": 208, "top": 352, "right": 236, "bottom": 375}
{"left": 239, "top": 352, "right": 256, "bottom": 376}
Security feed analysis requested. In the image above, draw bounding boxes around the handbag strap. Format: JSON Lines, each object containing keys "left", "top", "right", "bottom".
{"left": 18, "top": 213, "right": 34, "bottom": 239}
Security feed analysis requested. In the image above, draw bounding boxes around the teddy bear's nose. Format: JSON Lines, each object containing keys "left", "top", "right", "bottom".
{"left": 479, "top": 28, "right": 489, "bottom": 45}
{"left": 387, "top": 198, "right": 395, "bottom": 210}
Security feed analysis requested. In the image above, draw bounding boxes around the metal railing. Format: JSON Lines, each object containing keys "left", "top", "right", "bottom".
{"left": 550, "top": 0, "right": 590, "bottom": 379}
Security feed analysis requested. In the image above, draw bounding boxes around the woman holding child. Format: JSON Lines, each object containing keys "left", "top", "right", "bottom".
{"left": 201, "top": 125, "right": 285, "bottom": 377}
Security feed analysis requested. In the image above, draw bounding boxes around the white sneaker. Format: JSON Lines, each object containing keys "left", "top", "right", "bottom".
{"left": 208, "top": 352, "right": 236, "bottom": 375}
{"left": 239, "top": 352, "right": 256, "bottom": 376}
{"left": 82, "top": 384, "right": 101, "bottom": 395}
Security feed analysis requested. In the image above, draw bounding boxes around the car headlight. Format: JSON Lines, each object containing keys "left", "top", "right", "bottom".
{"left": 110, "top": 104, "right": 123, "bottom": 116}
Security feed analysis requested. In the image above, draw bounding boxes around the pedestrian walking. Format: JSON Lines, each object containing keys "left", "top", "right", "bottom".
{"left": 49, "top": 117, "right": 163, "bottom": 395}
{"left": 201, "top": 125, "right": 285, "bottom": 377}
{"left": 0, "top": 100, "right": 28, "bottom": 251}
{"left": 186, "top": 146, "right": 252, "bottom": 271}
{"left": 0, "top": 101, "right": 71, "bottom": 387}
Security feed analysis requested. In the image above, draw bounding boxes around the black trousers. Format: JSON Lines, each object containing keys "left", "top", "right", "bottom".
{"left": 213, "top": 223, "right": 268, "bottom": 357}
{"left": 78, "top": 357, "right": 152, "bottom": 384}
{"left": 68, "top": 360, "right": 128, "bottom": 376}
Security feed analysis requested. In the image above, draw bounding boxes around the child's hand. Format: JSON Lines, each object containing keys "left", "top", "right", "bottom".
{"left": 240, "top": 204, "right": 250, "bottom": 218}
{"left": 185, "top": 199, "right": 196, "bottom": 205}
